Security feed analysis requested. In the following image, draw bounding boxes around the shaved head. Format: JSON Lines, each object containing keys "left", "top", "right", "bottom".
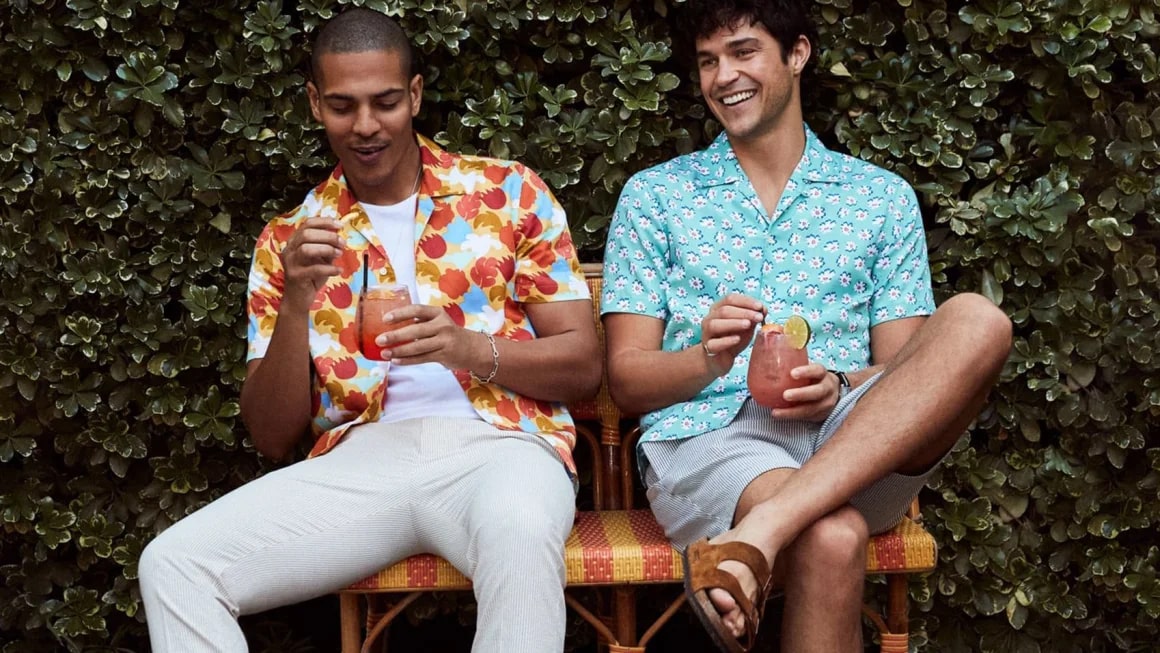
{"left": 310, "top": 8, "right": 415, "bottom": 85}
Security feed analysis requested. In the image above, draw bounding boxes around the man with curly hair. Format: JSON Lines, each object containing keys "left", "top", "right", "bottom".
{"left": 603, "top": 1, "right": 1012, "bottom": 650}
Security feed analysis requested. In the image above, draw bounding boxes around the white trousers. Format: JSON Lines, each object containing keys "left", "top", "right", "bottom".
{"left": 138, "top": 417, "right": 577, "bottom": 653}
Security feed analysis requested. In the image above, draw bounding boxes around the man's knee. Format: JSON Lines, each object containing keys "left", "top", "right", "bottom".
{"left": 940, "top": 293, "right": 1013, "bottom": 359}
{"left": 138, "top": 531, "right": 183, "bottom": 593}
{"left": 794, "top": 507, "right": 868, "bottom": 573}
{"left": 138, "top": 524, "right": 212, "bottom": 594}
{"left": 472, "top": 458, "right": 574, "bottom": 552}
{"left": 469, "top": 512, "right": 569, "bottom": 593}
{"left": 470, "top": 504, "right": 570, "bottom": 583}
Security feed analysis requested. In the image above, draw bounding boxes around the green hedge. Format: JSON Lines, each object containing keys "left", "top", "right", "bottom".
{"left": 2, "top": 0, "right": 1158, "bottom": 651}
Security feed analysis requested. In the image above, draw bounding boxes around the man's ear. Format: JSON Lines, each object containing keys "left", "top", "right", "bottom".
{"left": 789, "top": 35, "right": 812, "bottom": 75}
{"left": 307, "top": 81, "right": 322, "bottom": 121}
{"left": 409, "top": 74, "right": 423, "bottom": 117}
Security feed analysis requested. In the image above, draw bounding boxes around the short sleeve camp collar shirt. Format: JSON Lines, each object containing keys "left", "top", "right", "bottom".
{"left": 247, "top": 134, "right": 589, "bottom": 474}
{"left": 602, "top": 127, "right": 935, "bottom": 445}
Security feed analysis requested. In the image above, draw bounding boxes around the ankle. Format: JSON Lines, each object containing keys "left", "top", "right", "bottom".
{"left": 741, "top": 501, "right": 793, "bottom": 538}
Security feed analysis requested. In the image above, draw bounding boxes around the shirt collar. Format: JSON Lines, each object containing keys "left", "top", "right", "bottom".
{"left": 309, "top": 133, "right": 458, "bottom": 265}
{"left": 691, "top": 125, "right": 845, "bottom": 188}
{"left": 322, "top": 132, "right": 458, "bottom": 205}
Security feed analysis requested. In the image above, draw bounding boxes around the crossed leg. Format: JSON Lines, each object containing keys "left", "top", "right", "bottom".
{"left": 707, "top": 475, "right": 868, "bottom": 651}
{"left": 705, "top": 293, "right": 1012, "bottom": 650}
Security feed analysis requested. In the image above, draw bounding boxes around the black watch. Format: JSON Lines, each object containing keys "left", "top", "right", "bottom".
{"left": 830, "top": 369, "right": 851, "bottom": 398}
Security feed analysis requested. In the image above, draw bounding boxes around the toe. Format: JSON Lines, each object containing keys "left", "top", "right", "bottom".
{"left": 723, "top": 609, "right": 746, "bottom": 639}
{"left": 707, "top": 560, "right": 759, "bottom": 639}
{"left": 708, "top": 586, "right": 738, "bottom": 615}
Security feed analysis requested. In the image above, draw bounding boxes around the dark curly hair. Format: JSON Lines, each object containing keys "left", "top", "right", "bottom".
{"left": 673, "top": 0, "right": 819, "bottom": 68}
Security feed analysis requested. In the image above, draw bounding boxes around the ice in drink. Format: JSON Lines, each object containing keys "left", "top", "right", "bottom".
{"left": 747, "top": 319, "right": 811, "bottom": 409}
{"left": 358, "top": 285, "right": 412, "bottom": 360}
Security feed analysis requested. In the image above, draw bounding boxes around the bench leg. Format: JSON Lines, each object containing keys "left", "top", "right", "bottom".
{"left": 862, "top": 575, "right": 912, "bottom": 653}
{"left": 883, "top": 574, "right": 910, "bottom": 652}
{"left": 860, "top": 574, "right": 908, "bottom": 653}
{"left": 567, "top": 592, "right": 622, "bottom": 648}
{"left": 612, "top": 586, "right": 637, "bottom": 647}
{"left": 340, "top": 594, "right": 362, "bottom": 653}
{"left": 880, "top": 632, "right": 908, "bottom": 653}
{"left": 364, "top": 592, "right": 421, "bottom": 652}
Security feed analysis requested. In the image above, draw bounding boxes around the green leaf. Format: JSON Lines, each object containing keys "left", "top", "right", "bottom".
{"left": 981, "top": 269, "right": 1004, "bottom": 305}
{"left": 1086, "top": 15, "right": 1114, "bottom": 33}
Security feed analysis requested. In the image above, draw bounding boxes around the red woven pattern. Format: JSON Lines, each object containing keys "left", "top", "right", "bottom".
{"left": 564, "top": 510, "right": 683, "bottom": 585}
{"left": 347, "top": 510, "right": 681, "bottom": 591}
{"left": 866, "top": 517, "right": 937, "bottom": 573}
{"left": 346, "top": 510, "right": 934, "bottom": 592}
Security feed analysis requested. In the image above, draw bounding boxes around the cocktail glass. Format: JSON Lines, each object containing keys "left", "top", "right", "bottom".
{"left": 358, "top": 284, "right": 413, "bottom": 360}
{"left": 747, "top": 325, "right": 811, "bottom": 409}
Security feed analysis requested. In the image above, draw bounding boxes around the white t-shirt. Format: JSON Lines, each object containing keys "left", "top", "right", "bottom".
{"left": 362, "top": 196, "right": 481, "bottom": 424}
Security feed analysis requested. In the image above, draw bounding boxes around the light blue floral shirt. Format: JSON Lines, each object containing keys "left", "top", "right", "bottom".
{"left": 602, "top": 127, "right": 935, "bottom": 445}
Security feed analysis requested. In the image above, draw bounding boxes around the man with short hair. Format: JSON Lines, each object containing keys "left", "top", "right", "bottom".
{"left": 602, "top": 1, "right": 1011, "bottom": 651}
{"left": 138, "top": 9, "right": 600, "bottom": 652}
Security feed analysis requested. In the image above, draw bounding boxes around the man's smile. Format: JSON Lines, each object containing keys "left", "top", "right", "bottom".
{"left": 720, "top": 90, "right": 757, "bottom": 106}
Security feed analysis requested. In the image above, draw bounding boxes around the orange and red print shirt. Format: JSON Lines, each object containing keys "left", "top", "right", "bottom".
{"left": 246, "top": 134, "right": 590, "bottom": 475}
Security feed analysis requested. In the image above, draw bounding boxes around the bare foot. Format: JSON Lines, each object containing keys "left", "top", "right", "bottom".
{"left": 706, "top": 532, "right": 771, "bottom": 638}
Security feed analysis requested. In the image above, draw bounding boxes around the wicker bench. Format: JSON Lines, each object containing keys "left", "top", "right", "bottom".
{"left": 338, "top": 263, "right": 936, "bottom": 653}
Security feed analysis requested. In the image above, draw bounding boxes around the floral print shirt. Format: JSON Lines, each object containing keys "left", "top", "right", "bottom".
{"left": 247, "top": 134, "right": 589, "bottom": 474}
{"left": 602, "top": 127, "right": 934, "bottom": 446}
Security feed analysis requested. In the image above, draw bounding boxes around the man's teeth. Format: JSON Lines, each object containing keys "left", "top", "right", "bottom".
{"left": 722, "top": 91, "right": 756, "bottom": 106}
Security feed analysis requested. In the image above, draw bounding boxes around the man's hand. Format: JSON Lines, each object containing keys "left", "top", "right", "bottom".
{"left": 700, "top": 294, "right": 766, "bottom": 377}
{"left": 771, "top": 364, "right": 841, "bottom": 421}
{"left": 280, "top": 217, "right": 344, "bottom": 311}
{"left": 375, "top": 304, "right": 488, "bottom": 372}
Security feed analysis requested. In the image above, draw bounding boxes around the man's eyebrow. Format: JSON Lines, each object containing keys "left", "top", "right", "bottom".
{"left": 696, "top": 37, "right": 762, "bottom": 58}
{"left": 724, "top": 37, "right": 761, "bottom": 49}
{"left": 321, "top": 88, "right": 406, "bottom": 101}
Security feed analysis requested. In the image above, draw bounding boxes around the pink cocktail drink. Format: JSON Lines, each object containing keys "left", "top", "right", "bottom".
{"left": 747, "top": 326, "right": 810, "bottom": 409}
{"left": 358, "top": 285, "right": 412, "bottom": 360}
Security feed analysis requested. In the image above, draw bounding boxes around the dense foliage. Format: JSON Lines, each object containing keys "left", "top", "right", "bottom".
{"left": 1, "top": 0, "right": 1157, "bottom": 651}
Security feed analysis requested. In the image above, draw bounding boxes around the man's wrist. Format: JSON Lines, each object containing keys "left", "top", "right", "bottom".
{"left": 280, "top": 278, "right": 324, "bottom": 315}
{"left": 829, "top": 369, "right": 851, "bottom": 398}
{"left": 469, "top": 330, "right": 499, "bottom": 383}
{"left": 279, "top": 293, "right": 316, "bottom": 319}
{"left": 699, "top": 342, "right": 729, "bottom": 379}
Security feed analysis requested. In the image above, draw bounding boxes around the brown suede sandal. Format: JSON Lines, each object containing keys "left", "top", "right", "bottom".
{"left": 681, "top": 539, "right": 774, "bottom": 653}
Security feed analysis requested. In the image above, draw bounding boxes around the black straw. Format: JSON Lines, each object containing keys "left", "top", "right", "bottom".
{"left": 359, "top": 253, "right": 368, "bottom": 344}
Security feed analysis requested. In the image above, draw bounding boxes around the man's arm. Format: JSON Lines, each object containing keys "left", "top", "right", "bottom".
{"left": 604, "top": 313, "right": 713, "bottom": 415}
{"left": 239, "top": 355, "right": 311, "bottom": 462}
{"left": 377, "top": 299, "right": 601, "bottom": 404}
{"left": 605, "top": 295, "right": 766, "bottom": 415}
{"left": 863, "top": 315, "right": 927, "bottom": 380}
{"left": 500, "top": 299, "right": 601, "bottom": 402}
{"left": 240, "top": 217, "right": 345, "bottom": 461}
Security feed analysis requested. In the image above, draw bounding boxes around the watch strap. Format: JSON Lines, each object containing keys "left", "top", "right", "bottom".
{"left": 830, "top": 369, "right": 851, "bottom": 391}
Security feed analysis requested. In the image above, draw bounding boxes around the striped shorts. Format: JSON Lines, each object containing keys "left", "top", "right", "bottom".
{"left": 641, "top": 373, "right": 936, "bottom": 549}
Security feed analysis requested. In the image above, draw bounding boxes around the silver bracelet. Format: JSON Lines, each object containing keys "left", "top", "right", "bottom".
{"left": 472, "top": 331, "right": 499, "bottom": 383}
